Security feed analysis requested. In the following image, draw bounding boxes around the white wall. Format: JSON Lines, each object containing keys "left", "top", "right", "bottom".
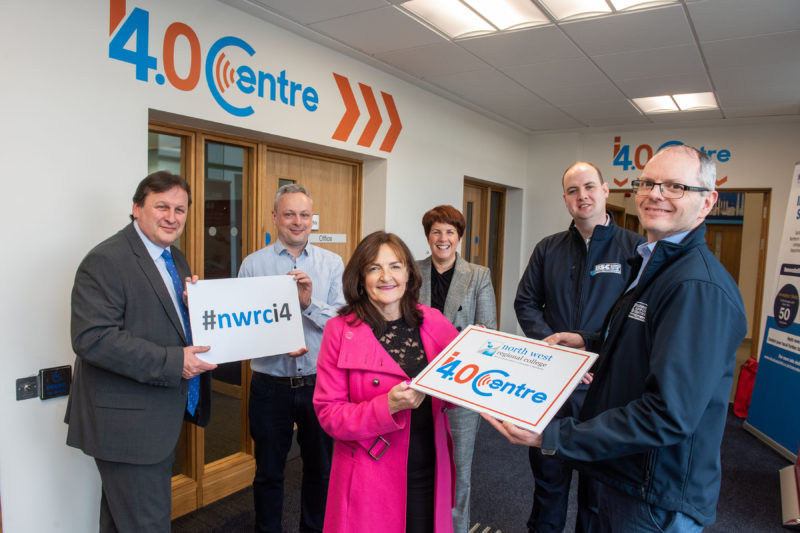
{"left": 0, "top": 1, "right": 529, "bottom": 530}
{"left": 527, "top": 122, "right": 800, "bottom": 343}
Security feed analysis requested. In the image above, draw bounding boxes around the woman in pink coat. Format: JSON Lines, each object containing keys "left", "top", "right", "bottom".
{"left": 314, "top": 231, "right": 459, "bottom": 533}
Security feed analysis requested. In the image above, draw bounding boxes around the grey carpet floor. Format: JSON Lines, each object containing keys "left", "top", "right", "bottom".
{"left": 173, "top": 408, "right": 792, "bottom": 532}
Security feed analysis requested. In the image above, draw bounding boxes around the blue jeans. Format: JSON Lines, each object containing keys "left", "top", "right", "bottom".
{"left": 596, "top": 483, "right": 704, "bottom": 533}
{"left": 249, "top": 373, "right": 333, "bottom": 533}
{"left": 448, "top": 406, "right": 481, "bottom": 533}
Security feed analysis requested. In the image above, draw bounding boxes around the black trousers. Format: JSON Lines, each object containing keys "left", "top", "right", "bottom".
{"left": 249, "top": 373, "right": 333, "bottom": 533}
{"left": 528, "top": 386, "right": 600, "bottom": 533}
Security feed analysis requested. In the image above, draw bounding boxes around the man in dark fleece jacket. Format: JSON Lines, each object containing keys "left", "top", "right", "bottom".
{"left": 515, "top": 161, "right": 643, "bottom": 533}
{"left": 490, "top": 145, "right": 746, "bottom": 533}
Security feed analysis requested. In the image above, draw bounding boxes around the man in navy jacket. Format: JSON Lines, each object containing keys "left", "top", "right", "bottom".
{"left": 493, "top": 146, "right": 746, "bottom": 532}
{"left": 515, "top": 161, "right": 643, "bottom": 533}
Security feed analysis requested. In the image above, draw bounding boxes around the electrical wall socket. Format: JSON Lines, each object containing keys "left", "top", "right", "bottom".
{"left": 16, "top": 376, "right": 38, "bottom": 401}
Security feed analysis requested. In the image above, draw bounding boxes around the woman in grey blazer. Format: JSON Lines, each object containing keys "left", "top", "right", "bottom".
{"left": 417, "top": 205, "right": 497, "bottom": 533}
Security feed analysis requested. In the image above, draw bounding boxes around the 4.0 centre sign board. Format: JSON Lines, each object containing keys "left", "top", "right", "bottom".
{"left": 411, "top": 326, "right": 597, "bottom": 433}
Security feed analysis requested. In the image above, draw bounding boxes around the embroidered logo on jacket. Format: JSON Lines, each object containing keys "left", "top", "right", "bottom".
{"left": 590, "top": 263, "right": 622, "bottom": 276}
{"left": 628, "top": 302, "right": 648, "bottom": 322}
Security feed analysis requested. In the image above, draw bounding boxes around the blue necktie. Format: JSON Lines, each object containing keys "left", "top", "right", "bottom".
{"left": 162, "top": 249, "right": 200, "bottom": 416}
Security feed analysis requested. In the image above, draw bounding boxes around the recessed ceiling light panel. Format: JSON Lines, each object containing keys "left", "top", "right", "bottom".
{"left": 539, "top": 0, "right": 611, "bottom": 21}
{"left": 402, "top": 0, "right": 495, "bottom": 39}
{"left": 463, "top": 0, "right": 550, "bottom": 31}
{"left": 609, "top": 0, "right": 678, "bottom": 11}
{"left": 673, "top": 92, "right": 718, "bottom": 111}
{"left": 632, "top": 95, "right": 679, "bottom": 114}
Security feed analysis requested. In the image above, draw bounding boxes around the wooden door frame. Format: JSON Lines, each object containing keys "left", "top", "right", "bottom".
{"left": 150, "top": 120, "right": 364, "bottom": 518}
{"left": 151, "top": 122, "right": 260, "bottom": 516}
{"left": 720, "top": 188, "right": 770, "bottom": 359}
{"left": 463, "top": 178, "right": 506, "bottom": 322}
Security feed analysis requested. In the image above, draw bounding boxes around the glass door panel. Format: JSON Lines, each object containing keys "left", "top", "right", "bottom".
{"left": 148, "top": 132, "right": 182, "bottom": 175}
{"left": 203, "top": 140, "right": 246, "bottom": 464}
{"left": 149, "top": 131, "right": 192, "bottom": 477}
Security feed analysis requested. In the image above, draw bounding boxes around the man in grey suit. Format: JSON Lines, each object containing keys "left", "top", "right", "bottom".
{"left": 417, "top": 205, "right": 497, "bottom": 533}
{"left": 66, "top": 171, "right": 217, "bottom": 532}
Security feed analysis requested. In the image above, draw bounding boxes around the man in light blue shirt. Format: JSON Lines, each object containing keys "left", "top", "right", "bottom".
{"left": 239, "top": 184, "right": 345, "bottom": 533}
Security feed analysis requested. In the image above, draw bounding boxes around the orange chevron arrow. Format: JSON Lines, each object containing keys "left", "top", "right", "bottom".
{"left": 380, "top": 92, "right": 402, "bottom": 153}
{"left": 332, "top": 73, "right": 360, "bottom": 142}
{"left": 716, "top": 176, "right": 728, "bottom": 186}
{"left": 613, "top": 178, "right": 628, "bottom": 187}
{"left": 357, "top": 83, "right": 382, "bottom": 147}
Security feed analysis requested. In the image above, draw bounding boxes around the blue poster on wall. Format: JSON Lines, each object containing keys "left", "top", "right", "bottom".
{"left": 745, "top": 163, "right": 800, "bottom": 461}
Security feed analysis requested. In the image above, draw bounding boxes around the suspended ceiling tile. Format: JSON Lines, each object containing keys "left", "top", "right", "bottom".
{"left": 702, "top": 31, "right": 800, "bottom": 70}
{"left": 711, "top": 63, "right": 800, "bottom": 92}
{"left": 310, "top": 6, "right": 445, "bottom": 55}
{"left": 502, "top": 57, "right": 609, "bottom": 90}
{"left": 561, "top": 5, "right": 693, "bottom": 56}
{"left": 247, "top": 0, "right": 388, "bottom": 24}
{"left": 531, "top": 80, "right": 625, "bottom": 106}
{"left": 715, "top": 82, "right": 800, "bottom": 108}
{"left": 506, "top": 104, "right": 585, "bottom": 131}
{"left": 689, "top": 0, "right": 800, "bottom": 42}
{"left": 592, "top": 44, "right": 705, "bottom": 80}
{"left": 615, "top": 72, "right": 711, "bottom": 99}
{"left": 374, "top": 42, "right": 488, "bottom": 79}
{"left": 575, "top": 114, "right": 651, "bottom": 127}
{"left": 646, "top": 109, "right": 723, "bottom": 123}
{"left": 427, "top": 69, "right": 582, "bottom": 129}
{"left": 560, "top": 99, "right": 644, "bottom": 124}
{"left": 458, "top": 25, "right": 582, "bottom": 68}
{"left": 723, "top": 103, "right": 800, "bottom": 118}
{"left": 426, "top": 69, "right": 527, "bottom": 103}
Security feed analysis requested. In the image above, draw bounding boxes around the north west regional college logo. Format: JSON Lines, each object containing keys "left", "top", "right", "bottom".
{"left": 107, "top": 0, "right": 403, "bottom": 152}
{"left": 479, "top": 340, "right": 499, "bottom": 356}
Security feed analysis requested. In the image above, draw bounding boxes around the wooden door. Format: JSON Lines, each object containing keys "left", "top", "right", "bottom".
{"left": 265, "top": 146, "right": 362, "bottom": 264}
{"left": 150, "top": 123, "right": 362, "bottom": 518}
{"left": 705, "top": 223, "right": 743, "bottom": 283}
{"left": 462, "top": 182, "right": 487, "bottom": 265}
{"left": 462, "top": 179, "right": 505, "bottom": 321}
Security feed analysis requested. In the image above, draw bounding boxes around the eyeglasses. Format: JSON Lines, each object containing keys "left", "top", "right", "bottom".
{"left": 631, "top": 179, "right": 709, "bottom": 199}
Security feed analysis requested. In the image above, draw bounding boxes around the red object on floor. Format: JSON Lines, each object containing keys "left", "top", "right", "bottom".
{"left": 733, "top": 357, "right": 758, "bottom": 418}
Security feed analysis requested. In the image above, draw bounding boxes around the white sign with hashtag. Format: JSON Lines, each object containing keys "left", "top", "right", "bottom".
{"left": 186, "top": 276, "right": 305, "bottom": 364}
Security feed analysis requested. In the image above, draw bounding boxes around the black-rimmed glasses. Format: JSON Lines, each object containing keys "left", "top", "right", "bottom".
{"left": 631, "top": 179, "right": 709, "bottom": 199}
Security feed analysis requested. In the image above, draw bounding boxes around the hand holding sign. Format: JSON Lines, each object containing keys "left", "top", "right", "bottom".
{"left": 481, "top": 413, "right": 544, "bottom": 447}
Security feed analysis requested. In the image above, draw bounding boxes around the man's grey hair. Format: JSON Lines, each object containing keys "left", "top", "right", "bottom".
{"left": 273, "top": 183, "right": 312, "bottom": 211}
{"left": 656, "top": 145, "right": 716, "bottom": 191}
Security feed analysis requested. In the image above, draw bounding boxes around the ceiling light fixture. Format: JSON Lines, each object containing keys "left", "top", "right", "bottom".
{"left": 609, "top": 0, "right": 678, "bottom": 11}
{"left": 535, "top": 0, "right": 678, "bottom": 22}
{"left": 632, "top": 92, "right": 717, "bottom": 114}
{"left": 401, "top": 0, "right": 495, "bottom": 39}
{"left": 673, "top": 92, "right": 718, "bottom": 111}
{"left": 463, "top": 0, "right": 550, "bottom": 31}
{"left": 632, "top": 95, "right": 679, "bottom": 114}
{"left": 538, "top": 0, "right": 610, "bottom": 21}
{"left": 399, "top": 0, "right": 679, "bottom": 39}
